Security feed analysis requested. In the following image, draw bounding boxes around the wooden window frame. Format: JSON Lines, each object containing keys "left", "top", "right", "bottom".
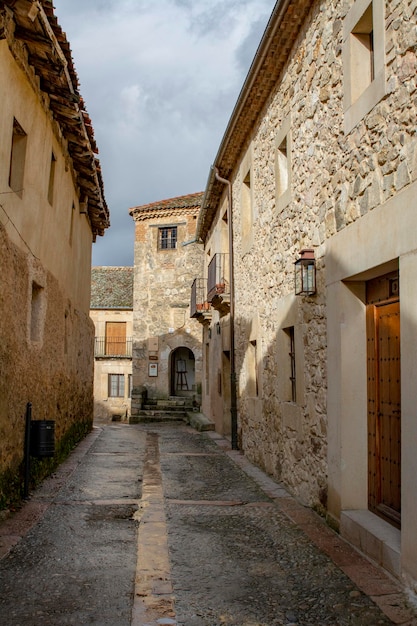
{"left": 158, "top": 226, "right": 177, "bottom": 250}
{"left": 108, "top": 373, "right": 125, "bottom": 398}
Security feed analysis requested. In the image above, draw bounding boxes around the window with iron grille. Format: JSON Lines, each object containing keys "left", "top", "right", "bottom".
{"left": 158, "top": 226, "right": 177, "bottom": 250}
{"left": 108, "top": 373, "right": 125, "bottom": 397}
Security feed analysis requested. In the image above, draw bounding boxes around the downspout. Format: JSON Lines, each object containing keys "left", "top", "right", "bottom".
{"left": 214, "top": 168, "right": 238, "bottom": 450}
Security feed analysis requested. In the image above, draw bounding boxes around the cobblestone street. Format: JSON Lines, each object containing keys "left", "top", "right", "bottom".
{"left": 0, "top": 422, "right": 416, "bottom": 625}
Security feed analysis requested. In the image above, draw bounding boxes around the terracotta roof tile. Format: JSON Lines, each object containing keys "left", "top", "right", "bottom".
{"left": 129, "top": 192, "right": 203, "bottom": 220}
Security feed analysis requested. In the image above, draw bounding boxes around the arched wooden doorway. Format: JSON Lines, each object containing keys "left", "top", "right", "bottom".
{"left": 170, "top": 347, "right": 195, "bottom": 397}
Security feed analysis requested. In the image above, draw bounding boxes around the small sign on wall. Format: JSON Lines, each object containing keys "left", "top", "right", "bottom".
{"left": 148, "top": 337, "right": 159, "bottom": 351}
{"left": 148, "top": 363, "right": 158, "bottom": 377}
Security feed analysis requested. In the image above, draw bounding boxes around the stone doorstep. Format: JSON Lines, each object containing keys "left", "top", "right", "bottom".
{"left": 341, "top": 509, "right": 401, "bottom": 579}
{"left": 144, "top": 405, "right": 188, "bottom": 411}
{"left": 137, "top": 410, "right": 188, "bottom": 417}
{"left": 130, "top": 413, "right": 187, "bottom": 424}
{"left": 186, "top": 411, "right": 215, "bottom": 432}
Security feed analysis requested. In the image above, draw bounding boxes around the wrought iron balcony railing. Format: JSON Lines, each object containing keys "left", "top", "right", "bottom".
{"left": 207, "top": 253, "right": 229, "bottom": 303}
{"left": 190, "top": 278, "right": 211, "bottom": 318}
{"left": 94, "top": 337, "right": 133, "bottom": 358}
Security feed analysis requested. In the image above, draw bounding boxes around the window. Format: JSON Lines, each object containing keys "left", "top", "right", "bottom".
{"left": 30, "top": 281, "right": 44, "bottom": 342}
{"left": 158, "top": 226, "right": 177, "bottom": 250}
{"left": 276, "top": 137, "right": 288, "bottom": 197}
{"left": 241, "top": 167, "right": 252, "bottom": 242}
{"left": 105, "top": 322, "right": 127, "bottom": 356}
{"left": 247, "top": 339, "right": 258, "bottom": 397}
{"left": 283, "top": 327, "right": 296, "bottom": 403}
{"left": 69, "top": 203, "right": 75, "bottom": 246}
{"left": 9, "top": 118, "right": 27, "bottom": 197}
{"left": 343, "top": 0, "right": 386, "bottom": 133}
{"left": 275, "top": 115, "right": 292, "bottom": 212}
{"left": 205, "top": 341, "right": 210, "bottom": 394}
{"left": 128, "top": 374, "right": 132, "bottom": 398}
{"left": 108, "top": 374, "right": 125, "bottom": 397}
{"left": 239, "top": 144, "right": 256, "bottom": 253}
{"left": 48, "top": 153, "right": 56, "bottom": 205}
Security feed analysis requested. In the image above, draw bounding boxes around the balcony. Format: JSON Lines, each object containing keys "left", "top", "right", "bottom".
{"left": 190, "top": 278, "right": 211, "bottom": 324}
{"left": 94, "top": 337, "right": 133, "bottom": 358}
{"left": 207, "top": 253, "right": 230, "bottom": 315}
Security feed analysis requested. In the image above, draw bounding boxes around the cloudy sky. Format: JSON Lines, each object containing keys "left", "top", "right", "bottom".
{"left": 53, "top": 0, "right": 277, "bottom": 266}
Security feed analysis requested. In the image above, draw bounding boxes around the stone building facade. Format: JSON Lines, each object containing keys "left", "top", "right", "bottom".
{"left": 129, "top": 193, "right": 204, "bottom": 417}
{"left": 0, "top": 0, "right": 109, "bottom": 506}
{"left": 195, "top": 0, "right": 417, "bottom": 592}
{"left": 90, "top": 267, "right": 133, "bottom": 422}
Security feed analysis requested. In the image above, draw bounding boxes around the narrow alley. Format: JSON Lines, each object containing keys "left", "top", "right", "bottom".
{"left": 0, "top": 422, "right": 415, "bottom": 626}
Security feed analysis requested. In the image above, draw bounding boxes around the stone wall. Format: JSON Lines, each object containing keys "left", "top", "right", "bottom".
{"left": 0, "top": 223, "right": 94, "bottom": 507}
{"left": 227, "top": 0, "right": 416, "bottom": 509}
{"left": 132, "top": 207, "right": 203, "bottom": 409}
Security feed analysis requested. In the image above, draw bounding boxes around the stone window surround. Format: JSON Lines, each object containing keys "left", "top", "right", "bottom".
{"left": 48, "top": 151, "right": 56, "bottom": 206}
{"left": 27, "top": 261, "right": 46, "bottom": 346}
{"left": 158, "top": 226, "right": 177, "bottom": 250}
{"left": 274, "top": 296, "right": 305, "bottom": 408}
{"left": 149, "top": 221, "right": 186, "bottom": 251}
{"left": 343, "top": 0, "right": 386, "bottom": 134}
{"left": 108, "top": 373, "right": 125, "bottom": 397}
{"left": 244, "top": 313, "right": 261, "bottom": 400}
{"left": 326, "top": 181, "right": 417, "bottom": 585}
{"left": 239, "top": 143, "right": 255, "bottom": 255}
{"left": 9, "top": 117, "right": 27, "bottom": 198}
{"left": 275, "top": 114, "right": 292, "bottom": 214}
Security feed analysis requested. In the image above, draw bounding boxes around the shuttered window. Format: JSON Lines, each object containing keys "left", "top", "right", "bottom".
{"left": 105, "top": 322, "right": 127, "bottom": 356}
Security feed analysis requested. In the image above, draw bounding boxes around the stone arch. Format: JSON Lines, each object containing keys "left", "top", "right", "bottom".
{"left": 169, "top": 346, "right": 195, "bottom": 397}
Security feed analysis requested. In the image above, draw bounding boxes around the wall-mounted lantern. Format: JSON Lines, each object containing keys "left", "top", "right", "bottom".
{"left": 294, "top": 248, "right": 316, "bottom": 295}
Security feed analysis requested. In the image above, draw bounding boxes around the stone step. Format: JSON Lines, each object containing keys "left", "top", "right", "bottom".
{"left": 143, "top": 404, "right": 189, "bottom": 412}
{"left": 129, "top": 410, "right": 187, "bottom": 424}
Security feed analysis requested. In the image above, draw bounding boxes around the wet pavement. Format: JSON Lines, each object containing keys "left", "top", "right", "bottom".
{"left": 0, "top": 421, "right": 416, "bottom": 625}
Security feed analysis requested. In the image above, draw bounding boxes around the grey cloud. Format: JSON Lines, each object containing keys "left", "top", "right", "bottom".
{"left": 53, "top": 0, "right": 276, "bottom": 266}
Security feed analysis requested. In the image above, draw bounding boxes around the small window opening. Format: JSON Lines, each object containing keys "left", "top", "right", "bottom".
{"left": 158, "top": 226, "right": 177, "bottom": 250}
{"left": 284, "top": 327, "right": 296, "bottom": 403}
{"left": 31, "top": 282, "right": 44, "bottom": 342}
{"left": 9, "top": 118, "right": 27, "bottom": 197}
{"left": 247, "top": 339, "right": 258, "bottom": 397}
{"left": 350, "top": 4, "right": 374, "bottom": 103}
{"left": 108, "top": 374, "right": 125, "bottom": 397}
{"left": 48, "top": 153, "right": 56, "bottom": 205}
{"left": 277, "top": 136, "right": 289, "bottom": 198}
{"left": 241, "top": 169, "right": 252, "bottom": 240}
{"left": 69, "top": 203, "right": 75, "bottom": 246}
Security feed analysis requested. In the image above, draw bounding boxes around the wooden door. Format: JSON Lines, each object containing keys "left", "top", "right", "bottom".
{"left": 105, "top": 322, "right": 126, "bottom": 356}
{"left": 367, "top": 273, "right": 401, "bottom": 528}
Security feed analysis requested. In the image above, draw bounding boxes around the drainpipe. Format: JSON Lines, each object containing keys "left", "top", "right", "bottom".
{"left": 214, "top": 168, "right": 238, "bottom": 450}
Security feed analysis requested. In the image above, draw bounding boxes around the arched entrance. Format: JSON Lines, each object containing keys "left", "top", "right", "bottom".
{"left": 170, "top": 347, "right": 195, "bottom": 397}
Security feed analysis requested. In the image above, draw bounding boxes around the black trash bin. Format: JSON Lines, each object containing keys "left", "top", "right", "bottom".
{"left": 30, "top": 420, "right": 55, "bottom": 458}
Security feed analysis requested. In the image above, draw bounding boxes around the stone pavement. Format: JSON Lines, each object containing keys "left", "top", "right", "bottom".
{"left": 0, "top": 421, "right": 416, "bottom": 625}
